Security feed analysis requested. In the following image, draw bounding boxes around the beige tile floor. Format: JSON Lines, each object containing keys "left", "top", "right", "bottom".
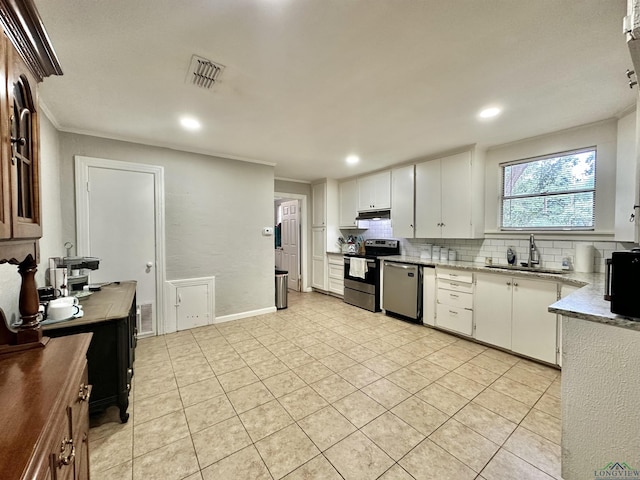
{"left": 89, "top": 290, "right": 563, "bottom": 480}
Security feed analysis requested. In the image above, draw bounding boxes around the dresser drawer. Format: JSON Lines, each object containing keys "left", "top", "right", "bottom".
{"left": 436, "top": 304, "right": 473, "bottom": 336}
{"left": 437, "top": 278, "right": 473, "bottom": 294}
{"left": 437, "top": 289, "right": 473, "bottom": 309}
{"left": 49, "top": 412, "right": 74, "bottom": 480}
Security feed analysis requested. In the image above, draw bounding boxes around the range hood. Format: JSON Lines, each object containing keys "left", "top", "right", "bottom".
{"left": 356, "top": 209, "right": 391, "bottom": 221}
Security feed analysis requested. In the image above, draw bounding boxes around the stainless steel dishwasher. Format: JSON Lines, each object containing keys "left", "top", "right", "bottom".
{"left": 382, "top": 261, "right": 422, "bottom": 323}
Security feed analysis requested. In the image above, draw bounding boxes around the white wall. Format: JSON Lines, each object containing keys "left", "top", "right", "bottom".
{"left": 484, "top": 119, "right": 618, "bottom": 235}
{"left": 0, "top": 113, "right": 64, "bottom": 324}
{"left": 58, "top": 132, "right": 275, "bottom": 318}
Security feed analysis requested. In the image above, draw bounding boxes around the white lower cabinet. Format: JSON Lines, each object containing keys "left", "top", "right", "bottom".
{"left": 435, "top": 268, "right": 473, "bottom": 336}
{"left": 475, "top": 273, "right": 560, "bottom": 364}
{"left": 327, "top": 253, "right": 344, "bottom": 296}
{"left": 474, "top": 273, "right": 513, "bottom": 350}
{"left": 422, "top": 267, "right": 436, "bottom": 326}
{"left": 311, "top": 227, "right": 327, "bottom": 290}
{"left": 511, "top": 278, "right": 559, "bottom": 364}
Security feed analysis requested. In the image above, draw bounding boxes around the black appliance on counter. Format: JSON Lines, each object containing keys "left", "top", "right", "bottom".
{"left": 344, "top": 239, "right": 400, "bottom": 312}
{"left": 605, "top": 248, "right": 640, "bottom": 318}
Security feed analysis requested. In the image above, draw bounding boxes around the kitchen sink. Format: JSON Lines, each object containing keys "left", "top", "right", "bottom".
{"left": 484, "top": 265, "right": 567, "bottom": 275}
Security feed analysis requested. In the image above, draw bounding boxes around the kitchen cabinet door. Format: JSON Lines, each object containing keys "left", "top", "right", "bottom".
{"left": 440, "top": 151, "right": 472, "bottom": 239}
{"left": 474, "top": 273, "right": 512, "bottom": 350}
{"left": 358, "top": 171, "right": 391, "bottom": 211}
{"left": 415, "top": 159, "right": 441, "bottom": 238}
{"left": 422, "top": 267, "right": 436, "bottom": 326}
{"left": 511, "top": 277, "right": 558, "bottom": 364}
{"left": 311, "top": 227, "right": 327, "bottom": 289}
{"left": 339, "top": 179, "right": 358, "bottom": 228}
{"left": 311, "top": 182, "right": 326, "bottom": 227}
{"left": 391, "top": 165, "right": 414, "bottom": 238}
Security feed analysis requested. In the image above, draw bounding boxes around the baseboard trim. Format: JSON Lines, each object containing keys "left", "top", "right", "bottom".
{"left": 215, "top": 306, "right": 277, "bottom": 324}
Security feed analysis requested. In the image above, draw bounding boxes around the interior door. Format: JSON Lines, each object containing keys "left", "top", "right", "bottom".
{"left": 78, "top": 161, "right": 159, "bottom": 336}
{"left": 281, "top": 200, "right": 300, "bottom": 291}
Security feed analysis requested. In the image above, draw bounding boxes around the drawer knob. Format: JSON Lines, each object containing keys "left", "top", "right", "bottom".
{"left": 78, "top": 384, "right": 90, "bottom": 402}
{"left": 58, "top": 438, "right": 76, "bottom": 467}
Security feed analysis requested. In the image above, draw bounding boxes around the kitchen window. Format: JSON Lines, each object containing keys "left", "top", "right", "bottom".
{"left": 500, "top": 147, "right": 596, "bottom": 230}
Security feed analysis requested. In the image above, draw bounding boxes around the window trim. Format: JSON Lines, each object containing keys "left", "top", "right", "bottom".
{"left": 500, "top": 147, "right": 597, "bottom": 232}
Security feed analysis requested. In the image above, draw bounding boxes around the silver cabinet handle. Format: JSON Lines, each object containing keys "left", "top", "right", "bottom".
{"left": 449, "top": 294, "right": 459, "bottom": 298}
{"left": 449, "top": 310, "right": 458, "bottom": 315}
{"left": 513, "top": 282, "right": 519, "bottom": 287}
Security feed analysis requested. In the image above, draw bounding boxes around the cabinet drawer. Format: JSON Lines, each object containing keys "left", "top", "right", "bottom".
{"left": 328, "top": 262, "right": 344, "bottom": 279}
{"left": 436, "top": 268, "right": 473, "bottom": 283}
{"left": 437, "top": 278, "right": 473, "bottom": 294}
{"left": 49, "top": 412, "right": 74, "bottom": 480}
{"left": 327, "top": 254, "right": 344, "bottom": 266}
{"left": 437, "top": 289, "right": 473, "bottom": 309}
{"left": 328, "top": 277, "right": 344, "bottom": 295}
{"left": 436, "top": 304, "right": 473, "bottom": 336}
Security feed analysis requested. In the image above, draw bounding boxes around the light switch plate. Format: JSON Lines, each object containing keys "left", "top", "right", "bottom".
{"left": 262, "top": 227, "right": 273, "bottom": 236}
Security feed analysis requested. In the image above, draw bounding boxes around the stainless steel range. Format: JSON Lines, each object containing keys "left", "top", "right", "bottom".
{"left": 343, "top": 239, "right": 400, "bottom": 312}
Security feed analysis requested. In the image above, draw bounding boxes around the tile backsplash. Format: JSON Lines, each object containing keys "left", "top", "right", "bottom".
{"left": 346, "top": 219, "right": 636, "bottom": 273}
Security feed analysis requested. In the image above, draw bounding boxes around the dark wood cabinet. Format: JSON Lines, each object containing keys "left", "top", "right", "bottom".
{"left": 0, "top": 0, "right": 63, "bottom": 348}
{"left": 43, "top": 282, "right": 137, "bottom": 423}
{"left": 0, "top": 333, "right": 92, "bottom": 480}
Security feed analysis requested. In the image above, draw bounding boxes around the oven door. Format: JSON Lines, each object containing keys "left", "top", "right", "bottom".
{"left": 344, "top": 257, "right": 378, "bottom": 284}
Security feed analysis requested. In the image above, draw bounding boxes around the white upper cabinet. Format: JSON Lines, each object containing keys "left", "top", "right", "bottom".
{"left": 614, "top": 111, "right": 637, "bottom": 242}
{"left": 312, "top": 182, "right": 326, "bottom": 227}
{"left": 391, "top": 165, "right": 415, "bottom": 238}
{"left": 358, "top": 171, "right": 391, "bottom": 211}
{"left": 415, "top": 149, "right": 484, "bottom": 239}
{"left": 415, "top": 159, "right": 441, "bottom": 238}
{"left": 339, "top": 179, "right": 358, "bottom": 228}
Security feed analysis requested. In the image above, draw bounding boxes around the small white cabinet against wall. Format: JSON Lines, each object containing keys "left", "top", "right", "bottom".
{"left": 339, "top": 179, "right": 358, "bottom": 228}
{"left": 415, "top": 149, "right": 484, "bottom": 239}
{"left": 358, "top": 171, "right": 391, "bottom": 211}
{"left": 391, "top": 165, "right": 415, "bottom": 238}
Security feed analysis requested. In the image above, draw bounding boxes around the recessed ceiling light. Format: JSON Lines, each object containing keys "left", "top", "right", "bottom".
{"left": 479, "top": 107, "right": 501, "bottom": 119}
{"left": 346, "top": 155, "right": 360, "bottom": 165}
{"left": 180, "top": 116, "right": 202, "bottom": 131}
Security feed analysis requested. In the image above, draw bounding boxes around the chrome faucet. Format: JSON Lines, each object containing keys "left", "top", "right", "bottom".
{"left": 528, "top": 234, "right": 539, "bottom": 267}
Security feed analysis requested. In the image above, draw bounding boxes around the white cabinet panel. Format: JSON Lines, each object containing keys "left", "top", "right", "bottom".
{"left": 415, "top": 159, "right": 441, "bottom": 238}
{"left": 339, "top": 179, "right": 358, "bottom": 228}
{"left": 423, "top": 267, "right": 436, "bottom": 326}
{"left": 391, "top": 165, "right": 415, "bottom": 238}
{"left": 440, "top": 152, "right": 472, "bottom": 238}
{"left": 474, "top": 273, "right": 513, "bottom": 350}
{"left": 415, "top": 150, "right": 482, "bottom": 239}
{"left": 358, "top": 171, "right": 391, "bottom": 211}
{"left": 312, "top": 182, "right": 326, "bottom": 227}
{"left": 511, "top": 278, "right": 559, "bottom": 364}
{"left": 311, "top": 227, "right": 327, "bottom": 289}
{"left": 436, "top": 304, "right": 473, "bottom": 336}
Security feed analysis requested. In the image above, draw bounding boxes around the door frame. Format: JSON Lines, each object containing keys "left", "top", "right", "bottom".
{"left": 75, "top": 155, "right": 167, "bottom": 335}
{"left": 275, "top": 192, "right": 310, "bottom": 292}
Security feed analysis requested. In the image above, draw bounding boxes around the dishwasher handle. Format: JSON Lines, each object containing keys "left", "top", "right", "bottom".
{"left": 384, "top": 262, "right": 415, "bottom": 270}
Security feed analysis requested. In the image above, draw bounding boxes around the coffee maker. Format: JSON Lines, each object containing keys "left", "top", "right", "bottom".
{"left": 48, "top": 256, "right": 101, "bottom": 295}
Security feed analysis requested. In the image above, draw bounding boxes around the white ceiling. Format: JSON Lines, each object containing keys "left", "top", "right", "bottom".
{"left": 35, "top": 0, "right": 635, "bottom": 182}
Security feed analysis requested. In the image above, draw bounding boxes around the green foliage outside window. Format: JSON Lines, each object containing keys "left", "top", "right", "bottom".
{"left": 501, "top": 148, "right": 596, "bottom": 230}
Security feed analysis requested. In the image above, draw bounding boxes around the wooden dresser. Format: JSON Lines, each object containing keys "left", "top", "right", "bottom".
{"left": 43, "top": 282, "right": 137, "bottom": 423}
{"left": 0, "top": 333, "right": 92, "bottom": 480}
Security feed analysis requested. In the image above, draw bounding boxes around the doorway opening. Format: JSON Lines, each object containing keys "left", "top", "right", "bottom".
{"left": 274, "top": 192, "right": 309, "bottom": 292}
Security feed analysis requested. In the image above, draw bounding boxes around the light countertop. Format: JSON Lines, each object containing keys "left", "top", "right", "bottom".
{"left": 381, "top": 255, "right": 640, "bottom": 331}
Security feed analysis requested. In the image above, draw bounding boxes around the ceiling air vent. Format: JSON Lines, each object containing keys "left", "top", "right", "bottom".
{"left": 186, "top": 55, "right": 225, "bottom": 90}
